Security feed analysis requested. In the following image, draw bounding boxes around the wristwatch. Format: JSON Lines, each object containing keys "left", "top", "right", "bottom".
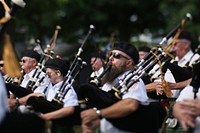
{"left": 93, "top": 107, "right": 103, "bottom": 119}
{"left": 15, "top": 98, "right": 20, "bottom": 107}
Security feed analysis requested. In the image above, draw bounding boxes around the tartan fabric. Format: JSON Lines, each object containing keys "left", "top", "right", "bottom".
{"left": 164, "top": 123, "right": 189, "bottom": 133}
{"left": 161, "top": 101, "right": 189, "bottom": 133}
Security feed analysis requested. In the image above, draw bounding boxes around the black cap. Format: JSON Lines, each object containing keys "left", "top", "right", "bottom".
{"left": 21, "top": 50, "right": 41, "bottom": 62}
{"left": 113, "top": 42, "right": 139, "bottom": 64}
{"left": 178, "top": 30, "right": 193, "bottom": 42}
{"left": 45, "top": 58, "right": 69, "bottom": 76}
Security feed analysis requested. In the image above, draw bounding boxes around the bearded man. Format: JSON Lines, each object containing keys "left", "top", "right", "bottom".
{"left": 77, "top": 42, "right": 165, "bottom": 133}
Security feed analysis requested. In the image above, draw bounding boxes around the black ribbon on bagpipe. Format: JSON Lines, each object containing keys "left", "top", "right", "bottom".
{"left": 25, "top": 25, "right": 95, "bottom": 126}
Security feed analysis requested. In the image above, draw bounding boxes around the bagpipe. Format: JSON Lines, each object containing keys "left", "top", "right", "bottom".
{"left": 162, "top": 60, "right": 192, "bottom": 83}
{"left": 26, "top": 26, "right": 61, "bottom": 92}
{"left": 5, "top": 26, "right": 62, "bottom": 98}
{"left": 77, "top": 44, "right": 172, "bottom": 132}
{"left": 185, "top": 58, "right": 200, "bottom": 133}
{"left": 78, "top": 57, "right": 168, "bottom": 132}
{"left": 161, "top": 44, "right": 200, "bottom": 84}
{"left": 163, "top": 51, "right": 200, "bottom": 133}
{"left": 4, "top": 69, "right": 24, "bottom": 85}
{"left": 190, "top": 55, "right": 200, "bottom": 99}
{"left": 26, "top": 25, "right": 95, "bottom": 126}
{"left": 77, "top": 13, "right": 192, "bottom": 132}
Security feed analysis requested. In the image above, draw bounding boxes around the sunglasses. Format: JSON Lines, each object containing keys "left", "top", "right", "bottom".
{"left": 110, "top": 52, "right": 130, "bottom": 60}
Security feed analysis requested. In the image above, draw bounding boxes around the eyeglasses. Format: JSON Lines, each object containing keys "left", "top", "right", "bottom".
{"left": 110, "top": 52, "right": 130, "bottom": 60}
{"left": 21, "top": 58, "right": 34, "bottom": 63}
{"left": 21, "top": 59, "right": 26, "bottom": 63}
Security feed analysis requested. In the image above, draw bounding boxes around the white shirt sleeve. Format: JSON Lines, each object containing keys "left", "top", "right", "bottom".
{"left": 62, "top": 87, "right": 78, "bottom": 107}
{"left": 123, "top": 79, "right": 149, "bottom": 105}
{"left": 176, "top": 85, "right": 200, "bottom": 102}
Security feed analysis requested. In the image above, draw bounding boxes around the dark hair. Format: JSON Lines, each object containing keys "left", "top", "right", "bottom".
{"left": 138, "top": 46, "right": 151, "bottom": 52}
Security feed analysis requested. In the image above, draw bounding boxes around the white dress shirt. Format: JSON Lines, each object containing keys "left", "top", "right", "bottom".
{"left": 100, "top": 71, "right": 149, "bottom": 133}
{"left": 20, "top": 69, "right": 50, "bottom": 93}
{"left": 19, "top": 69, "right": 50, "bottom": 112}
{"left": 165, "top": 50, "right": 199, "bottom": 98}
{"left": 46, "top": 81, "right": 78, "bottom": 107}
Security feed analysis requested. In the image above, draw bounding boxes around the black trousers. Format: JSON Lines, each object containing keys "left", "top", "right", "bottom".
{"left": 0, "top": 112, "right": 45, "bottom": 133}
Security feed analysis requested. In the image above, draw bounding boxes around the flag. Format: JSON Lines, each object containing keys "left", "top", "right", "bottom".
{"left": 3, "top": 33, "right": 22, "bottom": 78}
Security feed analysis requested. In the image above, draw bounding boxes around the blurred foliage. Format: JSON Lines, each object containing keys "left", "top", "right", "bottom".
{"left": 3, "top": 0, "right": 200, "bottom": 50}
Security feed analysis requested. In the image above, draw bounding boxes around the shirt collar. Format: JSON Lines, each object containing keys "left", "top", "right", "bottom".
{"left": 175, "top": 50, "right": 194, "bottom": 62}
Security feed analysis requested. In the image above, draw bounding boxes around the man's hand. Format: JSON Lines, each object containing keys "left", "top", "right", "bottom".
{"left": 146, "top": 81, "right": 163, "bottom": 94}
{"left": 173, "top": 101, "right": 198, "bottom": 130}
{"left": 8, "top": 97, "right": 18, "bottom": 112}
{"left": 81, "top": 108, "right": 100, "bottom": 133}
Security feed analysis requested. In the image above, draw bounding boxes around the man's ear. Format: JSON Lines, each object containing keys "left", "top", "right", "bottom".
{"left": 55, "top": 70, "right": 61, "bottom": 76}
{"left": 33, "top": 59, "right": 38, "bottom": 66}
{"left": 127, "top": 60, "right": 134, "bottom": 67}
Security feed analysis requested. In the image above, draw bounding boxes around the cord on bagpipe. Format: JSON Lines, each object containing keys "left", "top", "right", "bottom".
{"left": 140, "top": 13, "right": 192, "bottom": 96}
{"left": 26, "top": 25, "right": 95, "bottom": 126}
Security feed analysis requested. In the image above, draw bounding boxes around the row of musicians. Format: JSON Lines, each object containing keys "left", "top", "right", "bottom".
{"left": 89, "top": 30, "right": 200, "bottom": 133}
{"left": 0, "top": 30, "right": 199, "bottom": 133}
{"left": 0, "top": 49, "right": 80, "bottom": 133}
